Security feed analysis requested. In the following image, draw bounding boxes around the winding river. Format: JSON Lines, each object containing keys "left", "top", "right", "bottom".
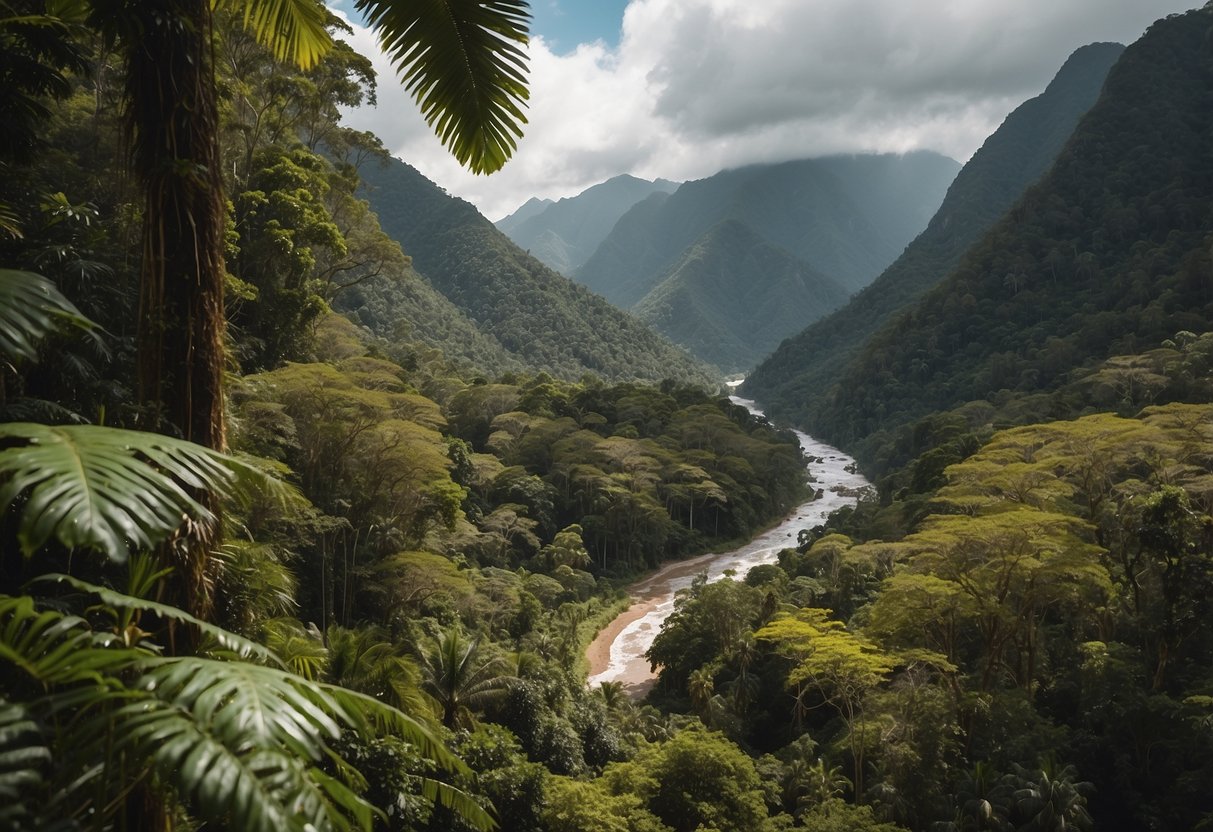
{"left": 585, "top": 395, "right": 872, "bottom": 696}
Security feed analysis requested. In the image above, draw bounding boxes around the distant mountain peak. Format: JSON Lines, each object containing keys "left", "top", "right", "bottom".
{"left": 494, "top": 175, "right": 681, "bottom": 275}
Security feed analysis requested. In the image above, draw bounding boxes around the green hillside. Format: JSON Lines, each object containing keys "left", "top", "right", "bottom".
{"left": 743, "top": 42, "right": 1124, "bottom": 414}
{"left": 331, "top": 261, "right": 525, "bottom": 377}
{"left": 633, "top": 220, "right": 850, "bottom": 373}
{"left": 496, "top": 174, "right": 679, "bottom": 275}
{"left": 358, "top": 156, "right": 716, "bottom": 386}
{"left": 793, "top": 11, "right": 1213, "bottom": 472}
{"left": 575, "top": 152, "right": 960, "bottom": 307}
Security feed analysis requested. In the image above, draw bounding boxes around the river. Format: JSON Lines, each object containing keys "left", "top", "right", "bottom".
{"left": 585, "top": 395, "right": 872, "bottom": 696}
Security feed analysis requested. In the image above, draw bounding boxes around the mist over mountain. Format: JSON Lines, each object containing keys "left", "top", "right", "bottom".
{"left": 743, "top": 41, "right": 1125, "bottom": 416}
{"left": 764, "top": 13, "right": 1213, "bottom": 470}
{"left": 575, "top": 152, "right": 960, "bottom": 308}
{"left": 495, "top": 175, "right": 680, "bottom": 275}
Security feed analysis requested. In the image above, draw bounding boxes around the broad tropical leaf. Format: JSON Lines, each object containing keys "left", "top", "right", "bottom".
{"left": 0, "top": 596, "right": 494, "bottom": 831}
{"left": 355, "top": 0, "right": 530, "bottom": 174}
{"left": 0, "top": 595, "right": 130, "bottom": 685}
{"left": 0, "top": 699, "right": 48, "bottom": 831}
{"left": 0, "top": 423, "right": 284, "bottom": 562}
{"left": 213, "top": 0, "right": 333, "bottom": 70}
{"left": 0, "top": 269, "right": 92, "bottom": 363}
{"left": 31, "top": 574, "right": 284, "bottom": 664}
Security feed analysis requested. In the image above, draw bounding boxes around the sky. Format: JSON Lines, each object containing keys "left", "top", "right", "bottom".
{"left": 330, "top": 1, "right": 1198, "bottom": 221}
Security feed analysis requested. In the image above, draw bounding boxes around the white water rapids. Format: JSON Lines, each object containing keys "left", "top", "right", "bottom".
{"left": 586, "top": 395, "right": 872, "bottom": 689}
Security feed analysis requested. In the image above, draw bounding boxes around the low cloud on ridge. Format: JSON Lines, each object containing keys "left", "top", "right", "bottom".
{"left": 336, "top": 0, "right": 1195, "bottom": 220}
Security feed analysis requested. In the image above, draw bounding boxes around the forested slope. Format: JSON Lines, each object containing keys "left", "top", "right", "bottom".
{"left": 743, "top": 42, "right": 1124, "bottom": 415}
{"left": 779, "top": 10, "right": 1213, "bottom": 472}
{"left": 633, "top": 220, "right": 850, "bottom": 373}
{"left": 359, "top": 156, "right": 716, "bottom": 385}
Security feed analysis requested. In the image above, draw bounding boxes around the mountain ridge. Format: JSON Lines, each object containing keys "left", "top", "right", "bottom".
{"left": 356, "top": 156, "right": 717, "bottom": 386}
{"left": 742, "top": 41, "right": 1126, "bottom": 419}
{"left": 633, "top": 219, "right": 850, "bottom": 373}
{"left": 495, "top": 174, "right": 680, "bottom": 275}
{"left": 575, "top": 151, "right": 961, "bottom": 308}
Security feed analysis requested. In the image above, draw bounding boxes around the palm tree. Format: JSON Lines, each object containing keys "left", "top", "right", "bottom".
{"left": 1008, "top": 756, "right": 1094, "bottom": 832}
{"left": 418, "top": 627, "right": 515, "bottom": 729}
{"left": 954, "top": 761, "right": 1012, "bottom": 831}
{"left": 688, "top": 665, "right": 716, "bottom": 716}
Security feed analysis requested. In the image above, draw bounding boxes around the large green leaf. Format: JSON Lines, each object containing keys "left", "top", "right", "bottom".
{"left": 0, "top": 699, "right": 48, "bottom": 831}
{"left": 0, "top": 269, "right": 92, "bottom": 363}
{"left": 0, "top": 595, "right": 130, "bottom": 685}
{"left": 214, "top": 0, "right": 334, "bottom": 70}
{"left": 0, "top": 596, "right": 493, "bottom": 830}
{"left": 31, "top": 574, "right": 284, "bottom": 664}
{"left": 124, "top": 656, "right": 492, "bottom": 831}
{"left": 0, "top": 423, "right": 282, "bottom": 562}
{"left": 355, "top": 0, "right": 530, "bottom": 174}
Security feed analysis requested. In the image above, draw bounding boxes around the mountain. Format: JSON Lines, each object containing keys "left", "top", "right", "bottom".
{"left": 575, "top": 152, "right": 961, "bottom": 308}
{"left": 778, "top": 8, "right": 1213, "bottom": 471}
{"left": 495, "top": 196, "right": 553, "bottom": 233}
{"left": 632, "top": 220, "right": 850, "bottom": 373}
{"left": 495, "top": 175, "right": 679, "bottom": 275}
{"left": 356, "top": 156, "right": 716, "bottom": 386}
{"left": 742, "top": 42, "right": 1125, "bottom": 416}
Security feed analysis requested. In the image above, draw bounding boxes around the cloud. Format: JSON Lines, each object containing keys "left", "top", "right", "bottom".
{"left": 334, "top": 0, "right": 1195, "bottom": 220}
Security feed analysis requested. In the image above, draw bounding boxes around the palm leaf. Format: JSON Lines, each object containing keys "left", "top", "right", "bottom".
{"left": 354, "top": 0, "right": 530, "bottom": 174}
{"left": 214, "top": 0, "right": 334, "bottom": 70}
{"left": 0, "top": 595, "right": 131, "bottom": 685}
{"left": 0, "top": 597, "right": 494, "bottom": 831}
{"left": 0, "top": 699, "right": 48, "bottom": 831}
{"left": 31, "top": 574, "right": 283, "bottom": 665}
{"left": 125, "top": 656, "right": 488, "bottom": 830}
{"left": 0, "top": 423, "right": 284, "bottom": 562}
{"left": 117, "top": 697, "right": 368, "bottom": 832}
{"left": 0, "top": 269, "right": 92, "bottom": 363}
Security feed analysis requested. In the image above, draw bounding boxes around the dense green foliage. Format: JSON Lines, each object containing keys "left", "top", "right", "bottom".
{"left": 743, "top": 42, "right": 1123, "bottom": 414}
{"left": 6, "top": 1, "right": 1213, "bottom": 830}
{"left": 358, "top": 155, "right": 717, "bottom": 385}
{"left": 0, "top": 4, "right": 797, "bottom": 829}
{"left": 495, "top": 174, "right": 679, "bottom": 275}
{"left": 634, "top": 219, "right": 850, "bottom": 373}
{"left": 575, "top": 151, "right": 961, "bottom": 307}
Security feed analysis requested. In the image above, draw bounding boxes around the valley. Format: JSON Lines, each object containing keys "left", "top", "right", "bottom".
{"left": 587, "top": 394, "right": 871, "bottom": 697}
{"left": 3, "top": 3, "right": 1212, "bottom": 832}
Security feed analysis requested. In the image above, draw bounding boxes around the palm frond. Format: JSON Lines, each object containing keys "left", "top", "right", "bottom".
{"left": 0, "top": 423, "right": 285, "bottom": 562}
{"left": 1, "top": 597, "right": 491, "bottom": 830}
{"left": 0, "top": 595, "right": 130, "bottom": 685}
{"left": 0, "top": 269, "right": 93, "bottom": 363}
{"left": 214, "top": 0, "right": 334, "bottom": 70}
{"left": 31, "top": 574, "right": 283, "bottom": 664}
{"left": 262, "top": 618, "right": 328, "bottom": 680}
{"left": 354, "top": 0, "right": 530, "bottom": 174}
{"left": 118, "top": 695, "right": 370, "bottom": 832}
{"left": 0, "top": 699, "right": 48, "bottom": 831}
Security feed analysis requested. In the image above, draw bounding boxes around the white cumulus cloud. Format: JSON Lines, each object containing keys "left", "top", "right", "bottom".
{"left": 334, "top": 0, "right": 1196, "bottom": 220}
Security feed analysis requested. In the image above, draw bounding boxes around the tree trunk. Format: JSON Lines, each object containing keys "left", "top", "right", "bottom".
{"left": 128, "top": 0, "right": 227, "bottom": 627}
{"left": 131, "top": 0, "right": 226, "bottom": 451}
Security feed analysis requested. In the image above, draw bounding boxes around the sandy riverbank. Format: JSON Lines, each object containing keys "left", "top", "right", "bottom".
{"left": 584, "top": 550, "right": 718, "bottom": 693}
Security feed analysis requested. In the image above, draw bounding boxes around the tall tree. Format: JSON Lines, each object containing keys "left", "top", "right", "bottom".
{"left": 47, "top": 0, "right": 529, "bottom": 616}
